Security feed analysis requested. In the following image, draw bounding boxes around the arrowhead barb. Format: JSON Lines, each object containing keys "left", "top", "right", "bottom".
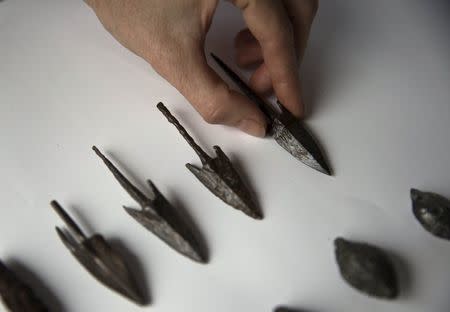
{"left": 158, "top": 103, "right": 262, "bottom": 220}
{"left": 186, "top": 161, "right": 262, "bottom": 220}
{"left": 93, "top": 146, "right": 207, "bottom": 263}
{"left": 51, "top": 201, "right": 147, "bottom": 305}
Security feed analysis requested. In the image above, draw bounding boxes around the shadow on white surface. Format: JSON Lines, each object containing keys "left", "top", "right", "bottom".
{"left": 386, "top": 249, "right": 414, "bottom": 300}
{"left": 7, "top": 259, "right": 66, "bottom": 312}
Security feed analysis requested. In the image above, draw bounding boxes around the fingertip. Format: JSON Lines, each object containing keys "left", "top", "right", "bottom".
{"left": 276, "top": 81, "right": 304, "bottom": 118}
{"left": 249, "top": 65, "right": 305, "bottom": 118}
{"left": 238, "top": 118, "right": 266, "bottom": 137}
{"left": 234, "top": 0, "right": 304, "bottom": 118}
{"left": 195, "top": 81, "right": 267, "bottom": 137}
{"left": 229, "top": 90, "right": 267, "bottom": 137}
{"left": 291, "top": 98, "right": 304, "bottom": 118}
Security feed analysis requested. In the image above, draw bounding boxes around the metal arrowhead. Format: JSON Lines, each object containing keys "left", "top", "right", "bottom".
{"left": 334, "top": 237, "right": 398, "bottom": 299}
{"left": 411, "top": 188, "right": 450, "bottom": 240}
{"left": 272, "top": 115, "right": 331, "bottom": 175}
{"left": 51, "top": 201, "right": 146, "bottom": 305}
{"left": 185, "top": 146, "right": 262, "bottom": 220}
{"left": 210, "top": 53, "right": 332, "bottom": 176}
{"left": 93, "top": 146, "right": 207, "bottom": 263}
{"left": 0, "top": 260, "right": 49, "bottom": 312}
{"left": 123, "top": 205, "right": 205, "bottom": 263}
{"left": 157, "top": 103, "right": 262, "bottom": 220}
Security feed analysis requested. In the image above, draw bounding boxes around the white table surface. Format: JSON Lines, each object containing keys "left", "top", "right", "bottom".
{"left": 1, "top": 1, "right": 449, "bottom": 311}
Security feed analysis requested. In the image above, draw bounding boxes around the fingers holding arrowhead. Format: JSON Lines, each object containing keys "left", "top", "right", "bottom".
{"left": 161, "top": 48, "right": 267, "bottom": 137}
{"left": 232, "top": 0, "right": 319, "bottom": 118}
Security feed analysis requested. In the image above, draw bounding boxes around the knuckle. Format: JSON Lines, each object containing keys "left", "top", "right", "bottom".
{"left": 199, "top": 84, "right": 231, "bottom": 124}
{"left": 201, "top": 103, "right": 226, "bottom": 124}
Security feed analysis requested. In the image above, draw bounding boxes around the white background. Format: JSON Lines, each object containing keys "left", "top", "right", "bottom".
{"left": 1, "top": 1, "right": 449, "bottom": 311}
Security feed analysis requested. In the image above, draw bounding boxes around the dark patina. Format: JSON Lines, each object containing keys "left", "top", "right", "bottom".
{"left": 0, "top": 260, "right": 48, "bottom": 312}
{"left": 51, "top": 200, "right": 146, "bottom": 305}
{"left": 210, "top": 53, "right": 331, "bottom": 176}
{"left": 93, "top": 146, "right": 206, "bottom": 262}
{"left": 411, "top": 188, "right": 450, "bottom": 240}
{"left": 157, "top": 102, "right": 262, "bottom": 220}
{"left": 334, "top": 237, "right": 398, "bottom": 299}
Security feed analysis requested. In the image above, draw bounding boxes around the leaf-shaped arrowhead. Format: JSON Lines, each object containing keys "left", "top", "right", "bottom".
{"left": 58, "top": 233, "right": 146, "bottom": 305}
{"left": 334, "top": 237, "right": 398, "bottom": 299}
{"left": 124, "top": 207, "right": 206, "bottom": 263}
{"left": 272, "top": 119, "right": 331, "bottom": 175}
{"left": 186, "top": 155, "right": 262, "bottom": 220}
{"left": 411, "top": 188, "right": 450, "bottom": 240}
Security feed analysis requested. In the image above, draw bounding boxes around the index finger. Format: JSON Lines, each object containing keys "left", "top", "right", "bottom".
{"left": 233, "top": 0, "right": 303, "bottom": 117}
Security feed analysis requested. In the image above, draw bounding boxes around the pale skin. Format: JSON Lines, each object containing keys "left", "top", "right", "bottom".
{"left": 84, "top": 0, "right": 318, "bottom": 137}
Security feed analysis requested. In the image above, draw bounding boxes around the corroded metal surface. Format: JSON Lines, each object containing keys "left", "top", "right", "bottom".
{"left": 157, "top": 102, "right": 262, "bottom": 220}
{"left": 411, "top": 188, "right": 450, "bottom": 240}
{"left": 51, "top": 201, "right": 146, "bottom": 305}
{"left": 210, "top": 53, "right": 331, "bottom": 176}
{"left": 334, "top": 237, "right": 398, "bottom": 299}
{"left": 272, "top": 115, "right": 330, "bottom": 175}
{"left": 0, "top": 261, "right": 48, "bottom": 312}
{"left": 93, "top": 146, "right": 206, "bottom": 262}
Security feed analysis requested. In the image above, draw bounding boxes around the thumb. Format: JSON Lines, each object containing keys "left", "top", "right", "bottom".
{"left": 169, "top": 50, "right": 267, "bottom": 137}
{"left": 233, "top": 0, "right": 303, "bottom": 117}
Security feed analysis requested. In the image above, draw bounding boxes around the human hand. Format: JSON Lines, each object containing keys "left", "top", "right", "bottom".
{"left": 84, "top": 0, "right": 318, "bottom": 137}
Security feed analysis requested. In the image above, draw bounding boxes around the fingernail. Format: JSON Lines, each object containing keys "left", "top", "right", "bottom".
{"left": 238, "top": 119, "right": 266, "bottom": 137}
